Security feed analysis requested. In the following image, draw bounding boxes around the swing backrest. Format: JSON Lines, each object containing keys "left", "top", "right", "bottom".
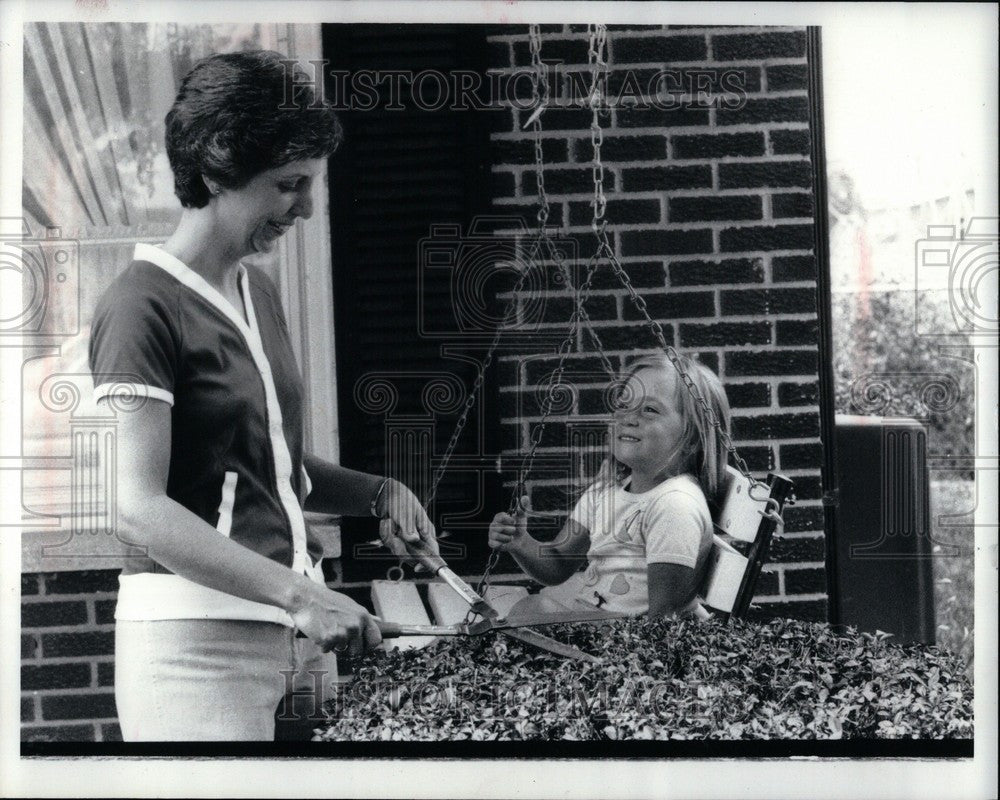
{"left": 698, "top": 466, "right": 794, "bottom": 619}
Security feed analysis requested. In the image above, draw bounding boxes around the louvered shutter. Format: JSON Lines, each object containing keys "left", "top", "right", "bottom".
{"left": 324, "top": 25, "right": 501, "bottom": 582}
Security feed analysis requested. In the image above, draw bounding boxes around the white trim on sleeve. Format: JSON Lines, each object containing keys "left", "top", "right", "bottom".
{"left": 94, "top": 382, "right": 174, "bottom": 407}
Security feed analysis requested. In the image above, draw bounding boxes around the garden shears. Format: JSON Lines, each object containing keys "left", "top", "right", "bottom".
{"left": 378, "top": 536, "right": 623, "bottom": 664}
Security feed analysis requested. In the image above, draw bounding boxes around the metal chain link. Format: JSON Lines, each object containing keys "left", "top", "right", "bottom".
{"left": 528, "top": 24, "right": 550, "bottom": 227}
{"left": 587, "top": 25, "right": 609, "bottom": 233}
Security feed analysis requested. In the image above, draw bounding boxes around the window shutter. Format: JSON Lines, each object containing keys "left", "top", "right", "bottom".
{"left": 324, "top": 25, "right": 500, "bottom": 582}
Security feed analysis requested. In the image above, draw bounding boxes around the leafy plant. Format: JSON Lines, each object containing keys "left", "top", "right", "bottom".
{"left": 317, "top": 616, "right": 972, "bottom": 741}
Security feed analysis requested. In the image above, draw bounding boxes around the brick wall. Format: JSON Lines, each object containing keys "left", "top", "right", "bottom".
{"left": 20, "top": 570, "right": 121, "bottom": 742}
{"left": 486, "top": 25, "right": 828, "bottom": 620}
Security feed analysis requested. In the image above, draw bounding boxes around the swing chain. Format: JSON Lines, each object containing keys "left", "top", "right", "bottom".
{"left": 528, "top": 24, "right": 550, "bottom": 227}
{"left": 587, "top": 24, "right": 609, "bottom": 232}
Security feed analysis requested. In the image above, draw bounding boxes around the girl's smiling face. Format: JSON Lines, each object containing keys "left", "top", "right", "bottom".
{"left": 210, "top": 158, "right": 323, "bottom": 258}
{"left": 610, "top": 366, "right": 689, "bottom": 490}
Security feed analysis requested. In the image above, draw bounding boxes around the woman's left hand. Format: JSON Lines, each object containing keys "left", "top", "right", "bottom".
{"left": 376, "top": 479, "right": 439, "bottom": 559}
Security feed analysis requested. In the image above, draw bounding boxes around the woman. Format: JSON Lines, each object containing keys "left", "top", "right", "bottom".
{"left": 88, "top": 51, "right": 436, "bottom": 741}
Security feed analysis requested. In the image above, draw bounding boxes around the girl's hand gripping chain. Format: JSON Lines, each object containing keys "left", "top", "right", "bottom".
{"left": 488, "top": 495, "right": 530, "bottom": 551}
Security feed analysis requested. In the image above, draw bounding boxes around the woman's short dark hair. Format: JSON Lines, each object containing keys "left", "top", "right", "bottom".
{"left": 165, "top": 50, "right": 342, "bottom": 208}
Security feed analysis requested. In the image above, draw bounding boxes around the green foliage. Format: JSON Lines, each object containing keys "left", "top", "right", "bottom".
{"left": 831, "top": 290, "right": 975, "bottom": 467}
{"left": 931, "top": 478, "right": 975, "bottom": 674}
{"left": 317, "top": 616, "right": 973, "bottom": 741}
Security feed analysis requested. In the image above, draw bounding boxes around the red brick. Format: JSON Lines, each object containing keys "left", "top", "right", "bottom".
{"left": 782, "top": 504, "right": 826, "bottom": 532}
{"left": 719, "top": 161, "right": 812, "bottom": 190}
{"left": 590, "top": 261, "right": 665, "bottom": 290}
{"left": 21, "top": 575, "right": 39, "bottom": 595}
{"left": 620, "top": 164, "right": 712, "bottom": 191}
{"left": 752, "top": 570, "right": 780, "bottom": 597}
{"left": 770, "top": 129, "right": 811, "bottom": 156}
{"left": 778, "top": 381, "right": 819, "bottom": 406}
{"left": 523, "top": 167, "right": 616, "bottom": 196}
{"left": 101, "top": 723, "right": 123, "bottom": 742}
{"left": 21, "top": 696, "right": 35, "bottom": 722}
{"left": 726, "top": 349, "right": 818, "bottom": 377}
{"left": 97, "top": 662, "right": 115, "bottom": 687}
{"left": 669, "top": 257, "right": 764, "bottom": 286}
{"left": 770, "top": 533, "right": 826, "bottom": 564}
{"left": 672, "top": 132, "right": 765, "bottom": 159}
{"left": 581, "top": 323, "right": 674, "bottom": 353}
{"left": 22, "top": 634, "right": 39, "bottom": 659}
{"left": 620, "top": 228, "right": 713, "bottom": 257}
{"left": 670, "top": 195, "right": 762, "bottom": 223}
{"left": 724, "top": 382, "right": 771, "bottom": 408}
{"left": 21, "top": 724, "right": 96, "bottom": 742}
{"left": 732, "top": 413, "right": 820, "bottom": 440}
{"left": 43, "top": 570, "right": 120, "bottom": 594}
{"left": 568, "top": 198, "right": 661, "bottom": 227}
{"left": 41, "top": 692, "right": 117, "bottom": 721}
{"left": 717, "top": 96, "right": 810, "bottom": 126}
{"left": 731, "top": 445, "right": 776, "bottom": 472}
{"left": 94, "top": 599, "right": 117, "bottom": 625}
{"left": 780, "top": 442, "right": 823, "bottom": 469}
{"left": 492, "top": 137, "right": 569, "bottom": 165}
{"left": 41, "top": 631, "right": 115, "bottom": 658}
{"left": 513, "top": 39, "right": 590, "bottom": 66}
{"left": 574, "top": 134, "right": 666, "bottom": 163}
{"left": 616, "top": 106, "right": 710, "bottom": 129}
{"left": 622, "top": 291, "right": 714, "bottom": 321}
{"left": 772, "top": 254, "right": 816, "bottom": 282}
{"left": 784, "top": 567, "right": 828, "bottom": 594}
{"left": 21, "top": 600, "right": 88, "bottom": 628}
{"left": 22, "top": 663, "right": 93, "bottom": 691}
{"left": 712, "top": 31, "right": 806, "bottom": 61}
{"left": 772, "top": 192, "right": 814, "bottom": 219}
{"left": 776, "top": 319, "right": 819, "bottom": 345}
{"left": 680, "top": 321, "right": 771, "bottom": 347}
{"left": 766, "top": 64, "right": 810, "bottom": 92}
{"left": 721, "top": 287, "right": 817, "bottom": 316}
{"left": 613, "top": 35, "right": 708, "bottom": 63}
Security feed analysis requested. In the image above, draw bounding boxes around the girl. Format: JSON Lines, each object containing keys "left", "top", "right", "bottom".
{"left": 488, "top": 353, "right": 731, "bottom": 618}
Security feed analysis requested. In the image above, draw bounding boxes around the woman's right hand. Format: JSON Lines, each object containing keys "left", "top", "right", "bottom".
{"left": 487, "top": 495, "right": 529, "bottom": 551}
{"left": 289, "top": 579, "right": 382, "bottom": 658}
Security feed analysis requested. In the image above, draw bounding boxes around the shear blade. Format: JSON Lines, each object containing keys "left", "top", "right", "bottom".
{"left": 501, "top": 627, "right": 600, "bottom": 663}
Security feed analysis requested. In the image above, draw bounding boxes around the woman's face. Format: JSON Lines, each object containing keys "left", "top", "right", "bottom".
{"left": 610, "top": 366, "right": 687, "bottom": 481}
{"left": 211, "top": 158, "right": 324, "bottom": 257}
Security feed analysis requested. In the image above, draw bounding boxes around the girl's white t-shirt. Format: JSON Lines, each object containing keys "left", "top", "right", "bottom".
{"left": 567, "top": 473, "right": 714, "bottom": 615}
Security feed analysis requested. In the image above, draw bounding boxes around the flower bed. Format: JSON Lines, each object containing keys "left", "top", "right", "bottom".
{"left": 317, "top": 616, "right": 973, "bottom": 741}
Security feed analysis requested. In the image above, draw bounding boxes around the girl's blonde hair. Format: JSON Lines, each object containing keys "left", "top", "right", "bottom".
{"left": 596, "top": 353, "right": 732, "bottom": 505}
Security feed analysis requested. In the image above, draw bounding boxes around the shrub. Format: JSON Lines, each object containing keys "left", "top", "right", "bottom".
{"left": 317, "top": 616, "right": 973, "bottom": 741}
{"left": 831, "top": 289, "right": 975, "bottom": 472}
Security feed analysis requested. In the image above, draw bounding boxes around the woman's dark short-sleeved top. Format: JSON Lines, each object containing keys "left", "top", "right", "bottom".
{"left": 89, "top": 243, "right": 323, "bottom": 624}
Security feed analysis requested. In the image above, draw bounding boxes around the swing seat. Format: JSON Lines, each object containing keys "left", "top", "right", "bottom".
{"left": 696, "top": 466, "right": 794, "bottom": 620}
